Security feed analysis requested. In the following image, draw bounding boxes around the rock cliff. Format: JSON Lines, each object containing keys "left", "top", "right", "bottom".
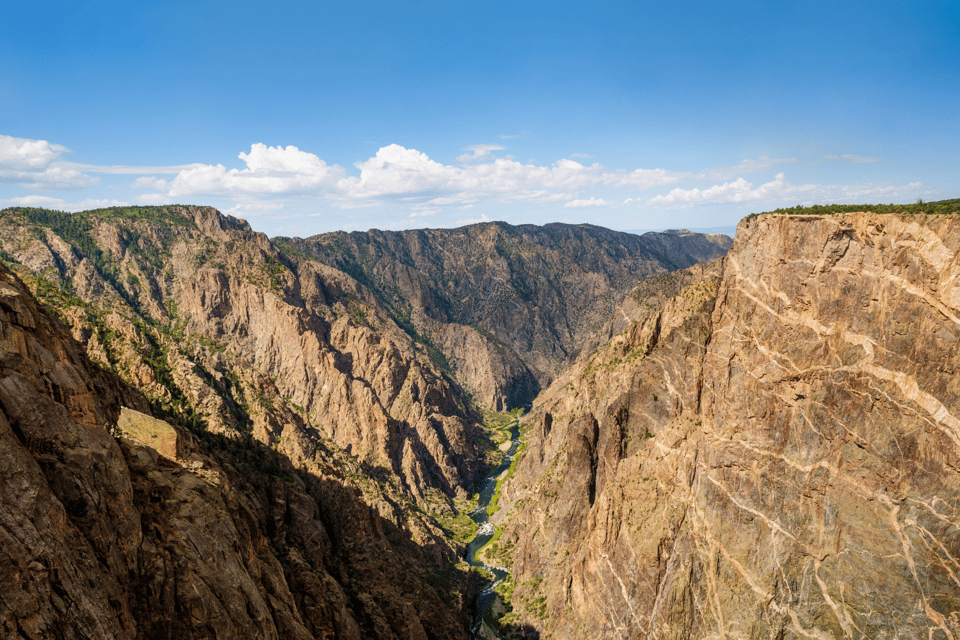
{"left": 282, "top": 223, "right": 731, "bottom": 409}
{"left": 493, "top": 210, "right": 960, "bottom": 638}
{"left": 0, "top": 206, "right": 482, "bottom": 512}
{"left": 0, "top": 262, "right": 471, "bottom": 639}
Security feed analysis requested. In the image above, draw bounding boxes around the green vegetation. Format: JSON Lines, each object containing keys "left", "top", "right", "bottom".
{"left": 744, "top": 198, "right": 960, "bottom": 221}
{"left": 485, "top": 424, "right": 528, "bottom": 519}
{"left": 489, "top": 574, "right": 548, "bottom": 635}
{"left": 80, "top": 205, "right": 195, "bottom": 227}
{"left": 436, "top": 511, "right": 479, "bottom": 544}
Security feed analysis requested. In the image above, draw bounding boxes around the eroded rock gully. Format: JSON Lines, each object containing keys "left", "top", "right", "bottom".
{"left": 494, "top": 212, "right": 960, "bottom": 639}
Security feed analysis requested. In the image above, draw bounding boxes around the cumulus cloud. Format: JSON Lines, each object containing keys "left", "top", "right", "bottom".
{"left": 457, "top": 144, "right": 505, "bottom": 163}
{"left": 651, "top": 173, "right": 793, "bottom": 205}
{"left": 128, "top": 142, "right": 689, "bottom": 208}
{"left": 336, "top": 145, "right": 608, "bottom": 205}
{"left": 223, "top": 202, "right": 285, "bottom": 218}
{"left": 156, "top": 144, "right": 343, "bottom": 196}
{"left": 0, "top": 135, "right": 68, "bottom": 170}
{"left": 564, "top": 197, "right": 610, "bottom": 208}
{"left": 72, "top": 162, "right": 199, "bottom": 175}
{"left": 137, "top": 193, "right": 174, "bottom": 205}
{"left": 0, "top": 134, "right": 97, "bottom": 189}
{"left": 824, "top": 154, "right": 883, "bottom": 164}
{"left": 0, "top": 134, "right": 199, "bottom": 191}
{"left": 650, "top": 172, "right": 929, "bottom": 209}
{"left": 603, "top": 167, "right": 689, "bottom": 190}
{"left": 698, "top": 156, "right": 795, "bottom": 181}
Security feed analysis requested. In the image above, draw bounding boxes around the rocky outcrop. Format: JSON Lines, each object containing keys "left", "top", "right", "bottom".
{"left": 0, "top": 262, "right": 470, "bottom": 639}
{"left": 283, "top": 223, "right": 731, "bottom": 409}
{"left": 0, "top": 206, "right": 483, "bottom": 511}
{"left": 494, "top": 211, "right": 960, "bottom": 638}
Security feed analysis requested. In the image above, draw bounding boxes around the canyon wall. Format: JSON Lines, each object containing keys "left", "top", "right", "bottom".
{"left": 0, "top": 262, "right": 470, "bottom": 640}
{"left": 494, "top": 212, "right": 960, "bottom": 639}
{"left": 0, "top": 206, "right": 483, "bottom": 511}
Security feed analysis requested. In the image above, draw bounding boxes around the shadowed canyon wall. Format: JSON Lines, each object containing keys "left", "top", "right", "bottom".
{"left": 0, "top": 263, "right": 471, "bottom": 640}
{"left": 284, "top": 223, "right": 731, "bottom": 410}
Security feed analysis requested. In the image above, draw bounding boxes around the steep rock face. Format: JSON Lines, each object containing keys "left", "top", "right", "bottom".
{"left": 0, "top": 206, "right": 482, "bottom": 509}
{"left": 495, "top": 212, "right": 960, "bottom": 639}
{"left": 0, "top": 263, "right": 470, "bottom": 639}
{"left": 285, "top": 223, "right": 731, "bottom": 409}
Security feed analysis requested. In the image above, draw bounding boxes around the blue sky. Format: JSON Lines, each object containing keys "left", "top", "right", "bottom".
{"left": 2, "top": 0, "right": 957, "bottom": 237}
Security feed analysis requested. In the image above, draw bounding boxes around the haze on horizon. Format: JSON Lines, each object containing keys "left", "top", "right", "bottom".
{"left": 1, "top": 0, "right": 957, "bottom": 238}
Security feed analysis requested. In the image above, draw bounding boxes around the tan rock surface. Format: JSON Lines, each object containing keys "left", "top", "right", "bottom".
{"left": 496, "top": 212, "right": 960, "bottom": 639}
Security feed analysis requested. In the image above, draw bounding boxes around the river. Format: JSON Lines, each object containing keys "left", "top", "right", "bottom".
{"left": 467, "top": 418, "right": 521, "bottom": 639}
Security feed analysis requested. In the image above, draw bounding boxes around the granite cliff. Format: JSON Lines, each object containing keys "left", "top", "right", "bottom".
{"left": 491, "top": 209, "right": 960, "bottom": 639}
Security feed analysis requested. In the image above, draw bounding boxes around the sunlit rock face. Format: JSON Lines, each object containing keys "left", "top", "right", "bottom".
{"left": 496, "top": 212, "right": 960, "bottom": 639}
{"left": 0, "top": 205, "right": 484, "bottom": 507}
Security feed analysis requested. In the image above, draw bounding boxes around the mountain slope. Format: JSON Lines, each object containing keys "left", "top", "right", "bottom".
{"left": 0, "top": 262, "right": 472, "bottom": 640}
{"left": 492, "top": 209, "right": 960, "bottom": 638}
{"left": 280, "top": 222, "right": 731, "bottom": 410}
{"left": 0, "top": 205, "right": 484, "bottom": 510}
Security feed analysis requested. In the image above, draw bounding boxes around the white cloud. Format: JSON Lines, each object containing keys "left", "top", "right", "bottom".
{"left": 651, "top": 173, "right": 792, "bottom": 205}
{"left": 0, "top": 134, "right": 97, "bottom": 190}
{"left": 603, "top": 167, "right": 689, "bottom": 190}
{"left": 133, "top": 176, "right": 169, "bottom": 189}
{"left": 457, "top": 144, "right": 505, "bottom": 163}
{"left": 222, "top": 202, "right": 285, "bottom": 218}
{"left": 73, "top": 162, "right": 201, "bottom": 175}
{"left": 824, "top": 154, "right": 883, "bottom": 164}
{"left": 456, "top": 213, "right": 497, "bottom": 225}
{"left": 409, "top": 208, "right": 437, "bottom": 218}
{"left": 141, "top": 144, "right": 343, "bottom": 197}
{"left": 650, "top": 172, "right": 930, "bottom": 209}
{"left": 137, "top": 193, "right": 173, "bottom": 204}
{"left": 1, "top": 195, "right": 128, "bottom": 211}
{"left": 0, "top": 135, "right": 69, "bottom": 170}
{"left": 564, "top": 197, "right": 610, "bottom": 208}
{"left": 698, "top": 156, "right": 795, "bottom": 181}
{"left": 0, "top": 134, "right": 201, "bottom": 191}
{"left": 336, "top": 145, "right": 609, "bottom": 206}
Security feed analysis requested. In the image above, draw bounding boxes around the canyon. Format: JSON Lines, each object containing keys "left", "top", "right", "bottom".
{"left": 492, "top": 208, "right": 960, "bottom": 639}
{"left": 0, "top": 204, "right": 726, "bottom": 639}
{"left": 2, "top": 201, "right": 959, "bottom": 639}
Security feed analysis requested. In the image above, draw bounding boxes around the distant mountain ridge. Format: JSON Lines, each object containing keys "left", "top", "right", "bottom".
{"left": 280, "top": 221, "right": 731, "bottom": 409}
